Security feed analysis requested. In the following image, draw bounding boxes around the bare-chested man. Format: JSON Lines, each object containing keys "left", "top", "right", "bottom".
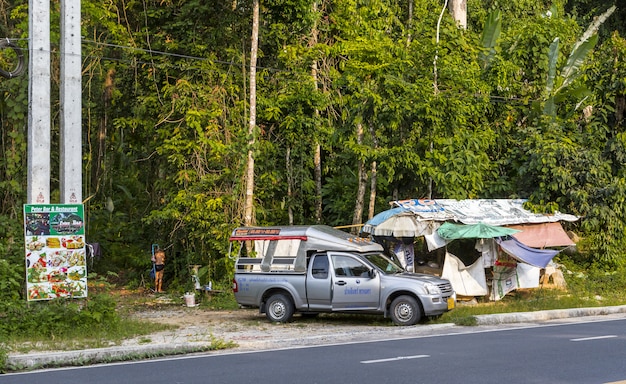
{"left": 154, "top": 249, "right": 165, "bottom": 292}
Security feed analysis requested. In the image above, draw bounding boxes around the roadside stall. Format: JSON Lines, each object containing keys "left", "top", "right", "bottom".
{"left": 361, "top": 199, "right": 578, "bottom": 300}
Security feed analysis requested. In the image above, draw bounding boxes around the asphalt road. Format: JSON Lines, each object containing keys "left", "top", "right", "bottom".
{"left": 3, "top": 316, "right": 626, "bottom": 384}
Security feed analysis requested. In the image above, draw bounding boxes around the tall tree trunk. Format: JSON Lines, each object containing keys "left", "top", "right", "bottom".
{"left": 311, "top": 1, "right": 323, "bottom": 224}
{"left": 433, "top": 0, "right": 448, "bottom": 95}
{"left": 287, "top": 146, "right": 294, "bottom": 225}
{"left": 352, "top": 123, "right": 366, "bottom": 233}
{"left": 406, "top": 0, "right": 413, "bottom": 46}
{"left": 431, "top": 0, "right": 449, "bottom": 197}
{"left": 244, "top": 0, "right": 259, "bottom": 227}
{"left": 448, "top": 0, "right": 467, "bottom": 29}
{"left": 368, "top": 121, "right": 378, "bottom": 220}
{"left": 91, "top": 68, "right": 114, "bottom": 195}
{"left": 368, "top": 160, "right": 377, "bottom": 220}
{"left": 314, "top": 142, "right": 322, "bottom": 223}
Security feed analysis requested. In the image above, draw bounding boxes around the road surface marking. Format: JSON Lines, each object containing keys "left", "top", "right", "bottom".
{"left": 570, "top": 335, "right": 617, "bottom": 342}
{"left": 361, "top": 355, "right": 430, "bottom": 364}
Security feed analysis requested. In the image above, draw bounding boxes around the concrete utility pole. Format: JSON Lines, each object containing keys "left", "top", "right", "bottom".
{"left": 27, "top": 0, "right": 82, "bottom": 205}
{"left": 27, "top": 0, "right": 51, "bottom": 204}
{"left": 60, "top": 0, "right": 82, "bottom": 204}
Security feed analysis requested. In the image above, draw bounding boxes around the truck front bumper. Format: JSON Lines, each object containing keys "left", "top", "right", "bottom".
{"left": 423, "top": 292, "right": 456, "bottom": 316}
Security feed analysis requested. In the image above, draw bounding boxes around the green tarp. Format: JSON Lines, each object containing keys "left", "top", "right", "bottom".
{"left": 437, "top": 222, "right": 520, "bottom": 240}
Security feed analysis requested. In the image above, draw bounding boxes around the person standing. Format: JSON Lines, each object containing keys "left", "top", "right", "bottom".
{"left": 154, "top": 248, "right": 166, "bottom": 292}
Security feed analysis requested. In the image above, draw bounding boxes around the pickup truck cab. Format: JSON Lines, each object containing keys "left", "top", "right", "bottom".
{"left": 231, "top": 225, "right": 455, "bottom": 326}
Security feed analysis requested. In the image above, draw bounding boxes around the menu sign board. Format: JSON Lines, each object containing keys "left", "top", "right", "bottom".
{"left": 23, "top": 204, "right": 87, "bottom": 301}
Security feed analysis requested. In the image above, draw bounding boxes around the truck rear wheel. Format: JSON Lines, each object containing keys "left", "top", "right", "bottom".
{"left": 390, "top": 295, "right": 422, "bottom": 326}
{"left": 265, "top": 293, "right": 294, "bottom": 323}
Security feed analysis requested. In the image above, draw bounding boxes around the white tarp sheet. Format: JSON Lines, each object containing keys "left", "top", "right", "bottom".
{"left": 517, "top": 263, "right": 540, "bottom": 289}
{"left": 475, "top": 238, "right": 498, "bottom": 267}
{"left": 424, "top": 230, "right": 448, "bottom": 251}
{"left": 442, "top": 252, "right": 489, "bottom": 297}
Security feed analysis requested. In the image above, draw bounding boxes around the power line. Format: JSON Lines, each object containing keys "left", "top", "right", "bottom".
{"left": 0, "top": 38, "right": 26, "bottom": 78}
{"left": 82, "top": 39, "right": 282, "bottom": 72}
{"left": 2, "top": 37, "right": 282, "bottom": 72}
{"left": 83, "top": 39, "right": 212, "bottom": 62}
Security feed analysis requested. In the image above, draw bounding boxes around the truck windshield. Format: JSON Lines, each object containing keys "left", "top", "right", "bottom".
{"left": 364, "top": 253, "right": 404, "bottom": 274}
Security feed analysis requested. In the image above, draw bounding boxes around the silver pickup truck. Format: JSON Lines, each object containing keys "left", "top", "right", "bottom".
{"left": 231, "top": 225, "right": 455, "bottom": 326}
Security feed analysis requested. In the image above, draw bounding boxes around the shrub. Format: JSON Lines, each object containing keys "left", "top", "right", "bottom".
{"left": 0, "top": 259, "right": 22, "bottom": 301}
{"left": 0, "top": 294, "right": 121, "bottom": 340}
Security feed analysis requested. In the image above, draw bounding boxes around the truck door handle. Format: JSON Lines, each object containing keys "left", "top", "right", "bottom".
{"left": 335, "top": 280, "right": 346, "bottom": 286}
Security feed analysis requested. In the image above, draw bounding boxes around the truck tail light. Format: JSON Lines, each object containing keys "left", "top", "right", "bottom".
{"left": 232, "top": 278, "right": 238, "bottom": 293}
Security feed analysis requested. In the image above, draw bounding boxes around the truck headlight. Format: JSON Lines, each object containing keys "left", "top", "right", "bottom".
{"left": 424, "top": 283, "right": 441, "bottom": 295}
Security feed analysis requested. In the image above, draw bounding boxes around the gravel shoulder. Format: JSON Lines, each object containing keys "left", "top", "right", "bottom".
{"left": 124, "top": 297, "right": 626, "bottom": 353}
{"left": 9, "top": 291, "right": 457, "bottom": 371}
{"left": 126, "top": 305, "right": 457, "bottom": 352}
{"left": 7, "top": 303, "right": 458, "bottom": 371}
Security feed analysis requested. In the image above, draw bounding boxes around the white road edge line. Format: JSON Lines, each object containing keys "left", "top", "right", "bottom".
{"left": 361, "top": 354, "right": 430, "bottom": 364}
{"left": 571, "top": 335, "right": 618, "bottom": 342}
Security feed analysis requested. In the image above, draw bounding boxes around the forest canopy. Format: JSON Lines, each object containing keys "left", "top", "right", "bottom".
{"left": 1, "top": 0, "right": 625, "bottom": 291}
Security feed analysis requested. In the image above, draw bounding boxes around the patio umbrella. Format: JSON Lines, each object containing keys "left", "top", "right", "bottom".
{"left": 363, "top": 207, "right": 407, "bottom": 228}
{"left": 437, "top": 222, "right": 520, "bottom": 240}
{"left": 362, "top": 212, "right": 433, "bottom": 238}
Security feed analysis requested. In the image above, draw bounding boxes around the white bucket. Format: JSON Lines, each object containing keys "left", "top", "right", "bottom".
{"left": 184, "top": 293, "right": 196, "bottom": 307}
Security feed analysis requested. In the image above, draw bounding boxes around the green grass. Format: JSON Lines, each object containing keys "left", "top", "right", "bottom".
{"left": 198, "top": 290, "right": 241, "bottom": 310}
{"left": 7, "top": 318, "right": 171, "bottom": 353}
{"left": 432, "top": 262, "right": 626, "bottom": 325}
{"left": 439, "top": 288, "right": 626, "bottom": 325}
{"left": 0, "top": 289, "right": 238, "bottom": 364}
{"left": 0, "top": 294, "right": 174, "bottom": 354}
{"left": 0, "top": 287, "right": 239, "bottom": 372}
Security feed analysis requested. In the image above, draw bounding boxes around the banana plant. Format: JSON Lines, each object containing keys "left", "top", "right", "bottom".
{"left": 479, "top": 10, "right": 502, "bottom": 70}
{"left": 542, "top": 5, "right": 616, "bottom": 116}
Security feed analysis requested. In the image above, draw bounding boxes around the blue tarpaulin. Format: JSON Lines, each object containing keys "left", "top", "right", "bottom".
{"left": 496, "top": 236, "right": 560, "bottom": 268}
{"left": 365, "top": 207, "right": 408, "bottom": 226}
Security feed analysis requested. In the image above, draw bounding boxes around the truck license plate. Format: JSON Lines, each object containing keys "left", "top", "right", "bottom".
{"left": 447, "top": 297, "right": 455, "bottom": 310}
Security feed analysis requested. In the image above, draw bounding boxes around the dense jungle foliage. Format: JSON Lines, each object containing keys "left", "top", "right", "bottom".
{"left": 1, "top": 0, "right": 625, "bottom": 296}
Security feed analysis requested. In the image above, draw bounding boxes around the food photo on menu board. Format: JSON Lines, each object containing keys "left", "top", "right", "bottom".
{"left": 23, "top": 204, "right": 88, "bottom": 301}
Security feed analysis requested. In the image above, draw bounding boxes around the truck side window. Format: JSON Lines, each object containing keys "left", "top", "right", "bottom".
{"left": 332, "top": 255, "right": 370, "bottom": 277}
{"left": 311, "top": 255, "right": 329, "bottom": 279}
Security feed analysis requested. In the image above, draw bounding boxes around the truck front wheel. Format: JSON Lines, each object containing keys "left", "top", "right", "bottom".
{"left": 265, "top": 293, "right": 295, "bottom": 323}
{"left": 390, "top": 295, "right": 422, "bottom": 326}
